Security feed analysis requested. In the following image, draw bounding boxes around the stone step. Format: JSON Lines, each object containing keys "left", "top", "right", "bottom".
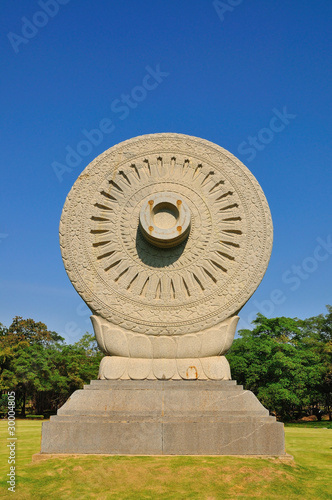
{"left": 41, "top": 379, "right": 285, "bottom": 456}
{"left": 85, "top": 379, "right": 241, "bottom": 391}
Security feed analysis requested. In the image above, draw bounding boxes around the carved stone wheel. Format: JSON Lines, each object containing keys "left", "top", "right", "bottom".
{"left": 60, "top": 133, "right": 273, "bottom": 336}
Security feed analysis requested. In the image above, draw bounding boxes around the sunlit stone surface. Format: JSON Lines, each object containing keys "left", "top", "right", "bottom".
{"left": 41, "top": 134, "right": 285, "bottom": 455}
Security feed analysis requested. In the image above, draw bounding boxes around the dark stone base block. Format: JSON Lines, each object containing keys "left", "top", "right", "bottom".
{"left": 41, "top": 380, "right": 285, "bottom": 456}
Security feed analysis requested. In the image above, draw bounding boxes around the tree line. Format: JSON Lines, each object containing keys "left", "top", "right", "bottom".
{"left": 227, "top": 306, "right": 332, "bottom": 421}
{"left": 0, "top": 307, "right": 331, "bottom": 421}
{"left": 0, "top": 317, "right": 102, "bottom": 417}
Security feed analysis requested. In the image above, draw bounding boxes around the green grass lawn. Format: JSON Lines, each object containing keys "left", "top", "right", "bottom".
{"left": 0, "top": 420, "right": 331, "bottom": 499}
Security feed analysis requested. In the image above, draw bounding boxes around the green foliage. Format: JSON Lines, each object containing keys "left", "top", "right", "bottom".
{"left": 0, "top": 317, "right": 103, "bottom": 417}
{"left": 227, "top": 308, "right": 332, "bottom": 421}
{"left": 0, "top": 393, "right": 8, "bottom": 416}
{"left": 302, "top": 306, "right": 332, "bottom": 419}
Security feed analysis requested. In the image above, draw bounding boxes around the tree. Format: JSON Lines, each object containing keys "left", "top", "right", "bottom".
{"left": 227, "top": 314, "right": 325, "bottom": 421}
{"left": 0, "top": 317, "right": 65, "bottom": 416}
{"left": 6, "top": 316, "right": 63, "bottom": 346}
{"left": 302, "top": 306, "right": 332, "bottom": 420}
{"left": 0, "top": 318, "right": 103, "bottom": 416}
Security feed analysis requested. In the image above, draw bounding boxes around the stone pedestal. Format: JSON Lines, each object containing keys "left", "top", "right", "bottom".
{"left": 41, "top": 380, "right": 285, "bottom": 456}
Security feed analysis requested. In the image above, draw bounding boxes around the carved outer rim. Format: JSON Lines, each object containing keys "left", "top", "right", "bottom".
{"left": 60, "top": 133, "right": 273, "bottom": 335}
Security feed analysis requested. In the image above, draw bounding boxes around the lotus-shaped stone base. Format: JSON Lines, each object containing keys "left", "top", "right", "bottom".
{"left": 91, "top": 314, "right": 239, "bottom": 380}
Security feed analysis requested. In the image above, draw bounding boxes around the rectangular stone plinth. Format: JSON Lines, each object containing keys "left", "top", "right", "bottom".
{"left": 41, "top": 380, "right": 285, "bottom": 456}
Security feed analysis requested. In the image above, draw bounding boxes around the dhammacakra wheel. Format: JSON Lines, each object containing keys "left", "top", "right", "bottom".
{"left": 60, "top": 133, "right": 272, "bottom": 340}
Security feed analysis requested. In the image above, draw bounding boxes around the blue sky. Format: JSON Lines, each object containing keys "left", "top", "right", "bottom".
{"left": 1, "top": 0, "right": 331, "bottom": 342}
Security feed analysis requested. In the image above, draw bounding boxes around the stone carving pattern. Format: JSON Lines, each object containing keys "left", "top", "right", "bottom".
{"left": 60, "top": 134, "right": 273, "bottom": 335}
